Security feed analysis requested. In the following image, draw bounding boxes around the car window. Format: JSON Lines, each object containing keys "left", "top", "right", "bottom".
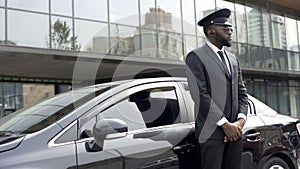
{"left": 99, "top": 98, "right": 147, "bottom": 131}
{"left": 101, "top": 86, "right": 181, "bottom": 129}
{"left": 79, "top": 86, "right": 181, "bottom": 139}
{"left": 0, "top": 86, "right": 110, "bottom": 134}
{"left": 54, "top": 121, "right": 77, "bottom": 144}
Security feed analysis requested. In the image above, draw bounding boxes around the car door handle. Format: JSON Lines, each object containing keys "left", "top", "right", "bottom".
{"left": 245, "top": 132, "right": 261, "bottom": 142}
{"left": 173, "top": 144, "right": 195, "bottom": 153}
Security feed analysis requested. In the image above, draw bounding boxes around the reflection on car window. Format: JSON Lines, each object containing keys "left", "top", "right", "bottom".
{"left": 79, "top": 86, "right": 181, "bottom": 139}
{"left": 128, "top": 87, "right": 181, "bottom": 128}
{"left": 0, "top": 86, "right": 111, "bottom": 134}
{"left": 55, "top": 122, "right": 77, "bottom": 144}
{"left": 100, "top": 99, "right": 147, "bottom": 131}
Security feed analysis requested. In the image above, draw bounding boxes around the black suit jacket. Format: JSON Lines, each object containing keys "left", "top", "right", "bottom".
{"left": 185, "top": 44, "right": 248, "bottom": 142}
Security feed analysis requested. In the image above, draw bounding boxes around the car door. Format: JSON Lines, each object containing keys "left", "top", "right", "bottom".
{"left": 241, "top": 98, "right": 265, "bottom": 169}
{"left": 76, "top": 82, "right": 193, "bottom": 169}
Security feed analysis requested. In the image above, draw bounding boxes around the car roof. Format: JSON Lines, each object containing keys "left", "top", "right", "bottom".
{"left": 75, "top": 77, "right": 187, "bottom": 92}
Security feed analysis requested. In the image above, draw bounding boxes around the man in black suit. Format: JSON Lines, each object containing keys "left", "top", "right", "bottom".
{"left": 185, "top": 8, "right": 248, "bottom": 169}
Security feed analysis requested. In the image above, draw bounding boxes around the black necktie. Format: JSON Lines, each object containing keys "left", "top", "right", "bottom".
{"left": 217, "top": 51, "right": 230, "bottom": 76}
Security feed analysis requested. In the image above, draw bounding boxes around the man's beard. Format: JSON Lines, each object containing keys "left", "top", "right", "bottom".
{"left": 223, "top": 39, "right": 231, "bottom": 47}
{"left": 216, "top": 34, "right": 232, "bottom": 47}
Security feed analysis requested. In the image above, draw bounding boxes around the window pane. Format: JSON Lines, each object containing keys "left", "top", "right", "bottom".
{"left": 278, "top": 81, "right": 290, "bottom": 116}
{"left": 183, "top": 35, "right": 197, "bottom": 56}
{"left": 235, "top": 4, "right": 247, "bottom": 43}
{"left": 0, "top": 83, "right": 3, "bottom": 118}
{"left": 266, "top": 81, "right": 278, "bottom": 112}
{"left": 8, "top": 0, "right": 48, "bottom": 13}
{"left": 298, "top": 21, "right": 300, "bottom": 50}
{"left": 8, "top": 10, "right": 49, "bottom": 48}
{"left": 0, "top": 9, "right": 4, "bottom": 43}
{"left": 140, "top": 28, "right": 157, "bottom": 58}
{"left": 0, "top": 0, "right": 4, "bottom": 7}
{"left": 197, "top": 36, "right": 206, "bottom": 47}
{"left": 253, "top": 79, "right": 266, "bottom": 103}
{"left": 262, "top": 10, "right": 272, "bottom": 47}
{"left": 195, "top": 0, "right": 215, "bottom": 21}
{"left": 226, "top": 42, "right": 238, "bottom": 57}
{"left": 156, "top": 0, "right": 182, "bottom": 33}
{"left": 51, "top": 17, "right": 77, "bottom": 50}
{"left": 295, "top": 81, "right": 300, "bottom": 118}
{"left": 157, "top": 31, "right": 182, "bottom": 60}
{"left": 182, "top": 0, "right": 195, "bottom": 35}
{"left": 3, "top": 83, "right": 17, "bottom": 113}
{"left": 249, "top": 45, "right": 264, "bottom": 68}
{"left": 288, "top": 51, "right": 300, "bottom": 71}
{"left": 271, "top": 14, "right": 286, "bottom": 49}
{"left": 244, "top": 78, "right": 254, "bottom": 96}
{"left": 216, "top": 0, "right": 236, "bottom": 42}
{"left": 74, "top": 0, "right": 107, "bottom": 21}
{"left": 110, "top": 24, "right": 140, "bottom": 55}
{"left": 1, "top": 83, "right": 23, "bottom": 115}
{"left": 195, "top": 0, "right": 215, "bottom": 38}
{"left": 263, "top": 47, "right": 273, "bottom": 69}
{"left": 23, "top": 83, "right": 54, "bottom": 107}
{"left": 273, "top": 49, "right": 287, "bottom": 70}
{"left": 110, "top": 0, "right": 139, "bottom": 26}
{"left": 75, "top": 20, "right": 108, "bottom": 53}
{"left": 140, "top": 0, "right": 155, "bottom": 27}
{"left": 237, "top": 43, "right": 249, "bottom": 67}
{"left": 15, "top": 83, "right": 23, "bottom": 110}
{"left": 51, "top": 0, "right": 72, "bottom": 16}
{"left": 286, "top": 17, "right": 298, "bottom": 51}
{"left": 246, "top": 7, "right": 262, "bottom": 46}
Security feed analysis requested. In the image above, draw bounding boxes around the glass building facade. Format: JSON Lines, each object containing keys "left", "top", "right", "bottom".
{"left": 0, "top": 0, "right": 300, "bottom": 118}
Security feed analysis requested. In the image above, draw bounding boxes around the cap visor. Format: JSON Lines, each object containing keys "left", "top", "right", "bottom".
{"left": 214, "top": 21, "right": 232, "bottom": 27}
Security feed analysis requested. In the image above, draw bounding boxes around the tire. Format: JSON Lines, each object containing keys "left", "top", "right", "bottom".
{"left": 260, "top": 157, "right": 290, "bottom": 169}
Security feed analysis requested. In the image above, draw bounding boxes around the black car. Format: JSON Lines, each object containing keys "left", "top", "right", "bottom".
{"left": 0, "top": 77, "right": 299, "bottom": 169}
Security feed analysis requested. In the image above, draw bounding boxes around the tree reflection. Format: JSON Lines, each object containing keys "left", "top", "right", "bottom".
{"left": 51, "top": 19, "right": 81, "bottom": 51}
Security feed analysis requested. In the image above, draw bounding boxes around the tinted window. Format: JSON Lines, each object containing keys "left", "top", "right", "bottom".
{"left": 80, "top": 86, "right": 181, "bottom": 138}
{"left": 55, "top": 122, "right": 77, "bottom": 144}
{"left": 0, "top": 86, "right": 110, "bottom": 134}
{"left": 101, "top": 87, "right": 181, "bottom": 129}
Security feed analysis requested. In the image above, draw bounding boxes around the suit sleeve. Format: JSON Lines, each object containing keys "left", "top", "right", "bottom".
{"left": 237, "top": 58, "right": 248, "bottom": 118}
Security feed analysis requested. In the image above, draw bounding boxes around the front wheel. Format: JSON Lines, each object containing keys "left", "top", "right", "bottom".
{"left": 260, "top": 157, "right": 290, "bottom": 169}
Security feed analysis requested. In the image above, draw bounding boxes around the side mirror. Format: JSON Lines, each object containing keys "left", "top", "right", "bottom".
{"left": 86, "top": 118, "right": 128, "bottom": 152}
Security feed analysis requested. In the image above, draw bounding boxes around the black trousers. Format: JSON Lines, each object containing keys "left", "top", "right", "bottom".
{"left": 197, "top": 138, "right": 242, "bottom": 169}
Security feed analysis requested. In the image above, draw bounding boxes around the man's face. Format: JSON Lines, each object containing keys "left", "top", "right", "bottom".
{"left": 214, "top": 25, "right": 233, "bottom": 47}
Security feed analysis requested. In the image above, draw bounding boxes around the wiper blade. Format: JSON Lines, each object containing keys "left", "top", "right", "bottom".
{"left": 0, "top": 131, "right": 14, "bottom": 137}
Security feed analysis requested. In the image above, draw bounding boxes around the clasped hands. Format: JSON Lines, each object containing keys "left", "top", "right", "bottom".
{"left": 221, "top": 119, "right": 245, "bottom": 142}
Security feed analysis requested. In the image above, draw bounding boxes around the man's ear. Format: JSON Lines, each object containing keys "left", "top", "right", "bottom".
{"left": 208, "top": 30, "right": 215, "bottom": 36}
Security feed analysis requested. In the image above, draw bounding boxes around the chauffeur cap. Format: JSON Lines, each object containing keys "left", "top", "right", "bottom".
{"left": 198, "top": 8, "right": 232, "bottom": 27}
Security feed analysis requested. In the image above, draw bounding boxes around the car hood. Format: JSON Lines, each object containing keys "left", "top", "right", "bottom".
{"left": 259, "top": 113, "right": 299, "bottom": 126}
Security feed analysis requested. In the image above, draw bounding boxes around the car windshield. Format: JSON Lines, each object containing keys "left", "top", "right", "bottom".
{"left": 0, "top": 85, "right": 112, "bottom": 134}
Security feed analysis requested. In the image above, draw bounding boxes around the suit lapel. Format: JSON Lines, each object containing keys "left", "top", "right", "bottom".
{"left": 203, "top": 44, "right": 231, "bottom": 79}
{"left": 225, "top": 51, "right": 237, "bottom": 78}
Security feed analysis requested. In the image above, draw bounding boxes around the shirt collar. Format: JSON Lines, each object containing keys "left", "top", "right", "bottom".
{"left": 206, "top": 41, "right": 225, "bottom": 55}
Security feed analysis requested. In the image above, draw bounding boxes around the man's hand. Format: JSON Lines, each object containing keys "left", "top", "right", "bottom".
{"left": 221, "top": 122, "right": 242, "bottom": 142}
{"left": 235, "top": 118, "right": 246, "bottom": 128}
